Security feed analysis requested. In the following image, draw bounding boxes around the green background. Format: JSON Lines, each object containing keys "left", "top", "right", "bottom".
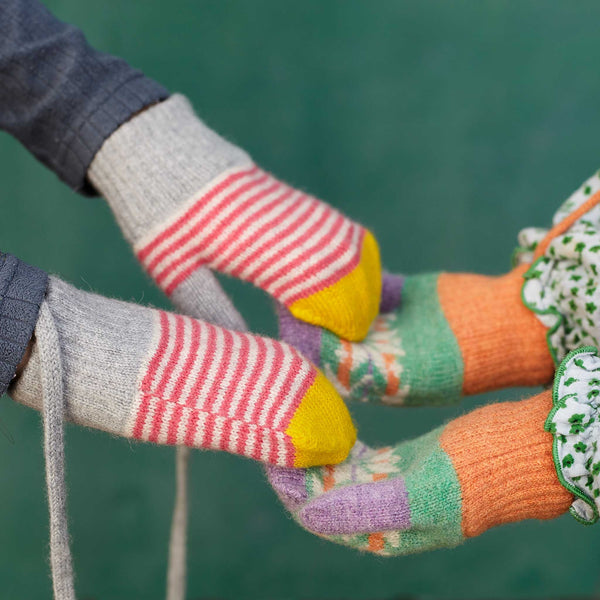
{"left": 1, "top": 0, "right": 599, "bottom": 597}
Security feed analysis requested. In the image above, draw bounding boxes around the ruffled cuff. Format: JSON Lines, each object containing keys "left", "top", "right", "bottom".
{"left": 516, "top": 169, "right": 600, "bottom": 363}
{"left": 546, "top": 346, "right": 600, "bottom": 524}
{"left": 519, "top": 212, "right": 600, "bottom": 363}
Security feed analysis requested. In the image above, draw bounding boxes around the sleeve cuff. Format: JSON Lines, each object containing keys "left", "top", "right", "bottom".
{"left": 0, "top": 253, "right": 48, "bottom": 396}
{"left": 62, "top": 75, "right": 169, "bottom": 196}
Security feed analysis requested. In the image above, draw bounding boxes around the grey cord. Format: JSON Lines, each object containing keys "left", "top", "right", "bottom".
{"left": 37, "top": 302, "right": 76, "bottom": 600}
{"left": 167, "top": 446, "right": 190, "bottom": 600}
{"left": 36, "top": 300, "right": 189, "bottom": 599}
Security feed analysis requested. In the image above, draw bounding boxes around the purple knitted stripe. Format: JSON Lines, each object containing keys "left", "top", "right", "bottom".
{"left": 299, "top": 477, "right": 411, "bottom": 535}
{"left": 265, "top": 465, "right": 308, "bottom": 512}
{"left": 380, "top": 273, "right": 404, "bottom": 313}
{"left": 276, "top": 303, "right": 322, "bottom": 365}
{"left": 277, "top": 273, "right": 403, "bottom": 365}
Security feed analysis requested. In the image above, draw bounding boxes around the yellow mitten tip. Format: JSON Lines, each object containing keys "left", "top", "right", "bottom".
{"left": 286, "top": 371, "right": 357, "bottom": 468}
{"left": 288, "top": 230, "right": 382, "bottom": 342}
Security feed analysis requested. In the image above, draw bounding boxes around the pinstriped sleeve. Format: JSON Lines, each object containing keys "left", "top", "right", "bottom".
{"left": 0, "top": 0, "right": 169, "bottom": 195}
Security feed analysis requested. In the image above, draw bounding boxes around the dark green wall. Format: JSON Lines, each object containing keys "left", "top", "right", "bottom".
{"left": 1, "top": 1, "right": 599, "bottom": 598}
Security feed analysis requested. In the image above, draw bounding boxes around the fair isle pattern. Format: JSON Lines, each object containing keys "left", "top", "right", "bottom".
{"left": 320, "top": 311, "right": 407, "bottom": 404}
{"left": 268, "top": 428, "right": 463, "bottom": 556}
{"left": 128, "top": 309, "right": 316, "bottom": 466}
{"left": 135, "top": 165, "right": 365, "bottom": 302}
{"left": 298, "top": 273, "right": 464, "bottom": 407}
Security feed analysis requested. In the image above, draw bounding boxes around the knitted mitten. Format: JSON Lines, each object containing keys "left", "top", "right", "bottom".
{"left": 87, "top": 94, "right": 381, "bottom": 341}
{"left": 267, "top": 386, "right": 572, "bottom": 556}
{"left": 279, "top": 172, "right": 600, "bottom": 406}
{"left": 279, "top": 267, "right": 553, "bottom": 405}
{"left": 10, "top": 276, "right": 356, "bottom": 468}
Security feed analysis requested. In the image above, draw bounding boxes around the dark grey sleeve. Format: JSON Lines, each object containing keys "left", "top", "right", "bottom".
{"left": 0, "top": 252, "right": 48, "bottom": 396}
{"left": 0, "top": 0, "right": 169, "bottom": 195}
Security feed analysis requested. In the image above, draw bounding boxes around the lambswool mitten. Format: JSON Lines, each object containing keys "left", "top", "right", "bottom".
{"left": 268, "top": 378, "right": 574, "bottom": 556}
{"left": 279, "top": 171, "right": 600, "bottom": 406}
{"left": 11, "top": 276, "right": 356, "bottom": 468}
{"left": 268, "top": 345, "right": 600, "bottom": 555}
{"left": 6, "top": 251, "right": 356, "bottom": 599}
{"left": 279, "top": 268, "right": 553, "bottom": 405}
{"left": 87, "top": 94, "right": 381, "bottom": 342}
{"left": 0, "top": 250, "right": 258, "bottom": 599}
{"left": 266, "top": 171, "right": 600, "bottom": 557}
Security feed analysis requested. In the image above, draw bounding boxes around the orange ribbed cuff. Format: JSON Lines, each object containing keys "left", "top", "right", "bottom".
{"left": 438, "top": 265, "right": 555, "bottom": 395}
{"left": 440, "top": 391, "right": 573, "bottom": 538}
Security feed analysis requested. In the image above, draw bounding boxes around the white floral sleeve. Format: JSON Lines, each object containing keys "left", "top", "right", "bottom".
{"left": 517, "top": 170, "right": 600, "bottom": 363}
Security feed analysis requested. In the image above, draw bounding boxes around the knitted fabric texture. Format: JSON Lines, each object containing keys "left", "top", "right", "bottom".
{"left": 11, "top": 276, "right": 356, "bottom": 469}
{"left": 31, "top": 300, "right": 190, "bottom": 600}
{"left": 0, "top": 252, "right": 48, "bottom": 395}
{"left": 10, "top": 274, "right": 356, "bottom": 597}
{"left": 87, "top": 94, "right": 381, "bottom": 341}
{"left": 163, "top": 245, "right": 251, "bottom": 600}
{"left": 0, "top": 0, "right": 168, "bottom": 194}
{"left": 279, "top": 268, "right": 554, "bottom": 406}
{"left": 36, "top": 302, "right": 76, "bottom": 600}
{"left": 267, "top": 390, "right": 572, "bottom": 556}
{"left": 7, "top": 256, "right": 247, "bottom": 598}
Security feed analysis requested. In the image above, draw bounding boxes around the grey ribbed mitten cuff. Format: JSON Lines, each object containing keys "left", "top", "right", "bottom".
{"left": 87, "top": 94, "right": 249, "bottom": 332}
{"left": 12, "top": 276, "right": 248, "bottom": 436}
{"left": 10, "top": 270, "right": 241, "bottom": 599}
{"left": 11, "top": 277, "right": 155, "bottom": 433}
{"left": 87, "top": 92, "right": 381, "bottom": 343}
{"left": 88, "top": 94, "right": 252, "bottom": 243}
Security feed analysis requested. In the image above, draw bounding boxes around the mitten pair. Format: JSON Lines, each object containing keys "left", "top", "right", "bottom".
{"left": 269, "top": 170, "right": 600, "bottom": 555}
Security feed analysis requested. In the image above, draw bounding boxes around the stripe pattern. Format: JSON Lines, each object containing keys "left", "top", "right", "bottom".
{"left": 136, "top": 165, "right": 365, "bottom": 303}
{"left": 128, "top": 310, "right": 316, "bottom": 466}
